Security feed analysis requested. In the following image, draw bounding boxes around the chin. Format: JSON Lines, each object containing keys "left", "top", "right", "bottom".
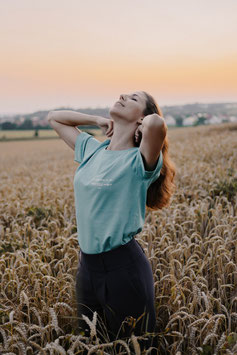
{"left": 109, "top": 105, "right": 120, "bottom": 116}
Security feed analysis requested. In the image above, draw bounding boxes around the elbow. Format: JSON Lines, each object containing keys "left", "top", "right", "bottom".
{"left": 47, "top": 110, "right": 55, "bottom": 122}
{"left": 146, "top": 113, "right": 166, "bottom": 128}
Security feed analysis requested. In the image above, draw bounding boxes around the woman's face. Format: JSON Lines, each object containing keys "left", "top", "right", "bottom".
{"left": 109, "top": 91, "right": 147, "bottom": 123}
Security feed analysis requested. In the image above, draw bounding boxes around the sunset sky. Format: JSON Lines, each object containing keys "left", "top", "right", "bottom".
{"left": 0, "top": 0, "right": 237, "bottom": 114}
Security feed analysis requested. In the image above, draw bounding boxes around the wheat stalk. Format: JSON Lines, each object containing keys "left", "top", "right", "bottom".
{"left": 1, "top": 123, "right": 236, "bottom": 353}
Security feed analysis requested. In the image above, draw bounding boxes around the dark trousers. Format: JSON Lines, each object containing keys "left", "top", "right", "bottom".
{"left": 75, "top": 237, "right": 159, "bottom": 351}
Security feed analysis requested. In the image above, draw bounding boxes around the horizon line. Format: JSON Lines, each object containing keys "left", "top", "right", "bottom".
{"left": 1, "top": 100, "right": 237, "bottom": 116}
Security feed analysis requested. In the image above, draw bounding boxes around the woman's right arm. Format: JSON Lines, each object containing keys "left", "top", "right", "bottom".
{"left": 47, "top": 110, "right": 107, "bottom": 150}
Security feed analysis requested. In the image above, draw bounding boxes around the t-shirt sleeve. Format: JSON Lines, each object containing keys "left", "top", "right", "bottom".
{"left": 132, "top": 149, "right": 163, "bottom": 183}
{"left": 74, "top": 132, "right": 101, "bottom": 164}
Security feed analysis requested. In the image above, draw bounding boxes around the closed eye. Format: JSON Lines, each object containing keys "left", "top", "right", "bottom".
{"left": 132, "top": 98, "right": 137, "bottom": 101}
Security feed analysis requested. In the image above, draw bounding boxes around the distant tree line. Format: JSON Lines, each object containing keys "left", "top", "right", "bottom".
{"left": 0, "top": 119, "right": 99, "bottom": 130}
{"left": 0, "top": 117, "right": 209, "bottom": 130}
{"left": 0, "top": 102, "right": 236, "bottom": 130}
{"left": 0, "top": 120, "right": 47, "bottom": 130}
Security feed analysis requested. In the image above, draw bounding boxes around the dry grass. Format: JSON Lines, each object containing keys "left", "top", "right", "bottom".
{"left": 0, "top": 122, "right": 236, "bottom": 354}
{"left": 0, "top": 128, "right": 101, "bottom": 140}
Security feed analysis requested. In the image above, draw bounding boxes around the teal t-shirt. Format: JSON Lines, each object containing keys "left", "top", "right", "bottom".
{"left": 73, "top": 132, "right": 163, "bottom": 254}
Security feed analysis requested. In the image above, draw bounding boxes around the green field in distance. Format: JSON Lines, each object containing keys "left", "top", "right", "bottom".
{"left": 0, "top": 129, "right": 102, "bottom": 141}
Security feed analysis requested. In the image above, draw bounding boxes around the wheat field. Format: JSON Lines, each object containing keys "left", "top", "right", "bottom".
{"left": 0, "top": 123, "right": 236, "bottom": 354}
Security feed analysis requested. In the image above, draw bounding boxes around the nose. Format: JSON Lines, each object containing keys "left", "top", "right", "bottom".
{"left": 119, "top": 94, "right": 126, "bottom": 101}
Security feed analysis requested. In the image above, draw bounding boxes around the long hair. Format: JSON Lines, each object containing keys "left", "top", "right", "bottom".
{"left": 140, "top": 91, "right": 176, "bottom": 210}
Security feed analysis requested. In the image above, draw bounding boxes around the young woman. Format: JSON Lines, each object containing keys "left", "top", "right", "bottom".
{"left": 47, "top": 91, "right": 176, "bottom": 350}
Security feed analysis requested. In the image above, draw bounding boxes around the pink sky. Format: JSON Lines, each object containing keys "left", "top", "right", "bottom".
{"left": 0, "top": 0, "right": 237, "bottom": 114}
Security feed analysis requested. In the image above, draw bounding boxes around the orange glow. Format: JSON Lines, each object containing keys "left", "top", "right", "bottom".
{"left": 0, "top": 0, "right": 236, "bottom": 113}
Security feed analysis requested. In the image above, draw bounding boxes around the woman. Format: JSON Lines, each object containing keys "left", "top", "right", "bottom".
{"left": 47, "top": 91, "right": 176, "bottom": 350}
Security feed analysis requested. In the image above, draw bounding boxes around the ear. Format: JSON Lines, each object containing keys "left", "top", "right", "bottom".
{"left": 137, "top": 117, "right": 144, "bottom": 125}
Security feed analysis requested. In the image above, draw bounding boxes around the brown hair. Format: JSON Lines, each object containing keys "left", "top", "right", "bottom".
{"left": 140, "top": 91, "right": 176, "bottom": 210}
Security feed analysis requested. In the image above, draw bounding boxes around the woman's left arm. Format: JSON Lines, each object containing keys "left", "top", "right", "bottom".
{"left": 135, "top": 114, "right": 167, "bottom": 171}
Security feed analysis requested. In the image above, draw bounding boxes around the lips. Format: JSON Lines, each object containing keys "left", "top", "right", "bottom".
{"left": 116, "top": 101, "right": 125, "bottom": 107}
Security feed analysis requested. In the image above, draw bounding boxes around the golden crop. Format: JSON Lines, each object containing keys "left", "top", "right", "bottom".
{"left": 0, "top": 122, "right": 236, "bottom": 354}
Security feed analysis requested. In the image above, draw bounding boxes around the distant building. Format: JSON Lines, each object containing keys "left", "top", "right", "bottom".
{"left": 40, "top": 119, "right": 50, "bottom": 127}
{"left": 15, "top": 116, "right": 26, "bottom": 126}
{"left": 32, "top": 116, "right": 39, "bottom": 127}
{"left": 164, "top": 115, "right": 176, "bottom": 126}
{"left": 208, "top": 115, "right": 222, "bottom": 124}
{"left": 183, "top": 116, "right": 196, "bottom": 126}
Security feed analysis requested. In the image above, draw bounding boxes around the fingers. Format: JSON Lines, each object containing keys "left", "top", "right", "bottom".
{"left": 106, "top": 127, "right": 113, "bottom": 137}
{"left": 106, "top": 120, "right": 114, "bottom": 137}
{"left": 135, "top": 124, "right": 142, "bottom": 143}
{"left": 135, "top": 128, "right": 139, "bottom": 142}
{"left": 106, "top": 126, "right": 112, "bottom": 136}
{"left": 105, "top": 122, "right": 111, "bottom": 134}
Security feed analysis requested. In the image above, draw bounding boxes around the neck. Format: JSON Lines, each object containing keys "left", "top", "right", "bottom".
{"left": 106, "top": 120, "right": 137, "bottom": 150}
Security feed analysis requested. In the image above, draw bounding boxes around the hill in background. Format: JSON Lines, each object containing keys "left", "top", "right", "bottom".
{"left": 0, "top": 102, "right": 237, "bottom": 129}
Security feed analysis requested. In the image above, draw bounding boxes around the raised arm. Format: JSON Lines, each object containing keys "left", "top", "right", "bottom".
{"left": 47, "top": 110, "right": 105, "bottom": 150}
{"left": 138, "top": 114, "right": 167, "bottom": 171}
